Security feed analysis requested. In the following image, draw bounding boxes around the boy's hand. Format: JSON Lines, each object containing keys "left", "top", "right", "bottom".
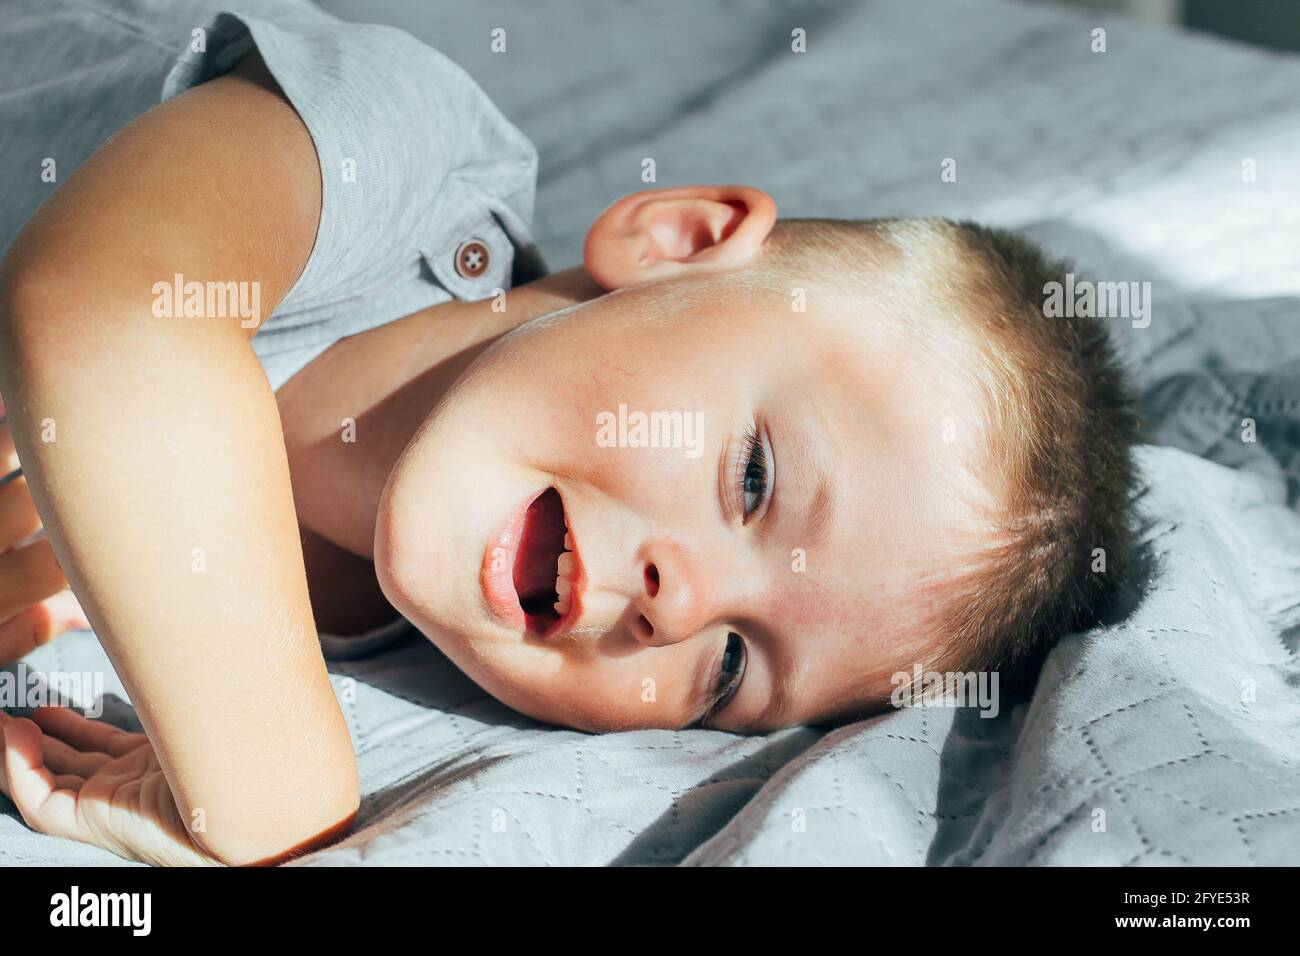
{"left": 0, "top": 707, "right": 218, "bottom": 866}
{"left": 0, "top": 395, "right": 89, "bottom": 664}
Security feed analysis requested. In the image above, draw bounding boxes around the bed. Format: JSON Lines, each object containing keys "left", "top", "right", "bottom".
{"left": 3, "top": 0, "right": 1298, "bottom": 866}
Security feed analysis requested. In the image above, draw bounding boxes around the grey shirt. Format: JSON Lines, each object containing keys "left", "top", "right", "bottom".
{"left": 1, "top": 0, "right": 545, "bottom": 390}
{"left": 1, "top": 0, "right": 544, "bottom": 654}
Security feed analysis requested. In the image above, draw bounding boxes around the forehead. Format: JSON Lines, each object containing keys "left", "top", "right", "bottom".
{"left": 763, "top": 282, "right": 989, "bottom": 520}
{"left": 752, "top": 293, "right": 994, "bottom": 726}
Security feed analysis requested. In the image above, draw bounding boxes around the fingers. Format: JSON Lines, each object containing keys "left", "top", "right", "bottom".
{"left": 32, "top": 706, "right": 148, "bottom": 758}
{"left": 0, "top": 590, "right": 88, "bottom": 667}
{"left": 0, "top": 476, "right": 42, "bottom": 550}
{"left": 0, "top": 538, "right": 67, "bottom": 625}
{"left": 0, "top": 712, "right": 97, "bottom": 790}
{"left": 0, "top": 711, "right": 11, "bottom": 796}
{"left": 0, "top": 716, "right": 81, "bottom": 840}
{"left": 0, "top": 421, "right": 87, "bottom": 663}
{"left": 0, "top": 420, "right": 17, "bottom": 474}
{"left": 44, "top": 588, "right": 89, "bottom": 632}
{"left": 0, "top": 604, "right": 51, "bottom": 665}
{"left": 1, "top": 708, "right": 138, "bottom": 790}
{"left": 37, "top": 731, "right": 112, "bottom": 778}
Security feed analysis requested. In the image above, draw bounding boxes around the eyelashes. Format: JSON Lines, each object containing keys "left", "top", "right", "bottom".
{"left": 700, "top": 631, "right": 748, "bottom": 728}
{"left": 734, "top": 425, "right": 771, "bottom": 521}
{"left": 716, "top": 631, "right": 747, "bottom": 704}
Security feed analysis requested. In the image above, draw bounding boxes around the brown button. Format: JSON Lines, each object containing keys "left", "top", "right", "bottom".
{"left": 454, "top": 239, "right": 490, "bottom": 279}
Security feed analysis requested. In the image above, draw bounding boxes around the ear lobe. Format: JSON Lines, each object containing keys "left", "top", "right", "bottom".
{"left": 583, "top": 185, "right": 777, "bottom": 291}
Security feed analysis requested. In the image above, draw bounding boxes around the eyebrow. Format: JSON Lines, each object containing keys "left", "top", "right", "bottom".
{"left": 784, "top": 416, "right": 837, "bottom": 553}
{"left": 758, "top": 644, "right": 803, "bottom": 730}
{"left": 805, "top": 471, "right": 836, "bottom": 552}
{"left": 686, "top": 650, "right": 718, "bottom": 729}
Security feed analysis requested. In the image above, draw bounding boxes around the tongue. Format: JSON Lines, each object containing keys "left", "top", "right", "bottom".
{"left": 513, "top": 488, "right": 565, "bottom": 600}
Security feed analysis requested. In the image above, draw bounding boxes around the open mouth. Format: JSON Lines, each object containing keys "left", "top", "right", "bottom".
{"left": 512, "top": 488, "right": 576, "bottom": 632}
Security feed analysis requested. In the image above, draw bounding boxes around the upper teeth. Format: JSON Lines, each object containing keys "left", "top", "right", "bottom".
{"left": 553, "top": 542, "right": 574, "bottom": 616}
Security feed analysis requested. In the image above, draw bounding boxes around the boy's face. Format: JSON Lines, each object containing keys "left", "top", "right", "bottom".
{"left": 375, "top": 269, "right": 987, "bottom": 732}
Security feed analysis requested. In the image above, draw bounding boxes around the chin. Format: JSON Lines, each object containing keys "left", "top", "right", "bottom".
{"left": 372, "top": 458, "right": 462, "bottom": 639}
{"left": 373, "top": 527, "right": 481, "bottom": 671}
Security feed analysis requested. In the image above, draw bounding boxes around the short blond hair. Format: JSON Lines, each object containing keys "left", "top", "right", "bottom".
{"left": 762, "top": 218, "right": 1141, "bottom": 697}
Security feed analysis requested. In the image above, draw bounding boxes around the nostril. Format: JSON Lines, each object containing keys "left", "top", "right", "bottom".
{"left": 638, "top": 614, "right": 654, "bottom": 638}
{"left": 644, "top": 563, "right": 659, "bottom": 598}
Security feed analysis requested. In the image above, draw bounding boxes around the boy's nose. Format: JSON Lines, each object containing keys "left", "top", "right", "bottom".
{"left": 631, "top": 542, "right": 718, "bottom": 647}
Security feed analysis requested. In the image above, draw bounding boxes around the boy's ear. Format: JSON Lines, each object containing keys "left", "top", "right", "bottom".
{"left": 583, "top": 185, "right": 777, "bottom": 291}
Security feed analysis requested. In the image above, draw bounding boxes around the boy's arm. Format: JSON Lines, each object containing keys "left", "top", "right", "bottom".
{"left": 0, "top": 56, "right": 358, "bottom": 865}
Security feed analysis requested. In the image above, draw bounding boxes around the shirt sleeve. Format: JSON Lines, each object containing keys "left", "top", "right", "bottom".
{"left": 160, "top": 5, "right": 542, "bottom": 337}
{"left": 317, "top": 615, "right": 415, "bottom": 662}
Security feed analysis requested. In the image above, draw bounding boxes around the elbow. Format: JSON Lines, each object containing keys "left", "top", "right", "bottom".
{"left": 193, "top": 767, "right": 361, "bottom": 867}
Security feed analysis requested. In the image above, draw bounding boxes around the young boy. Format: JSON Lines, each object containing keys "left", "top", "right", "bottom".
{"left": 0, "top": 1, "right": 1138, "bottom": 865}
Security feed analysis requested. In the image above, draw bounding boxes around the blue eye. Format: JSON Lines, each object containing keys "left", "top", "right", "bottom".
{"left": 739, "top": 428, "right": 769, "bottom": 519}
{"left": 697, "top": 632, "right": 748, "bottom": 729}
{"left": 715, "top": 632, "right": 747, "bottom": 711}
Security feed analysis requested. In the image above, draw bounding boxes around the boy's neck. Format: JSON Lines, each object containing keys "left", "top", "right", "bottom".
{"left": 276, "top": 266, "right": 605, "bottom": 559}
